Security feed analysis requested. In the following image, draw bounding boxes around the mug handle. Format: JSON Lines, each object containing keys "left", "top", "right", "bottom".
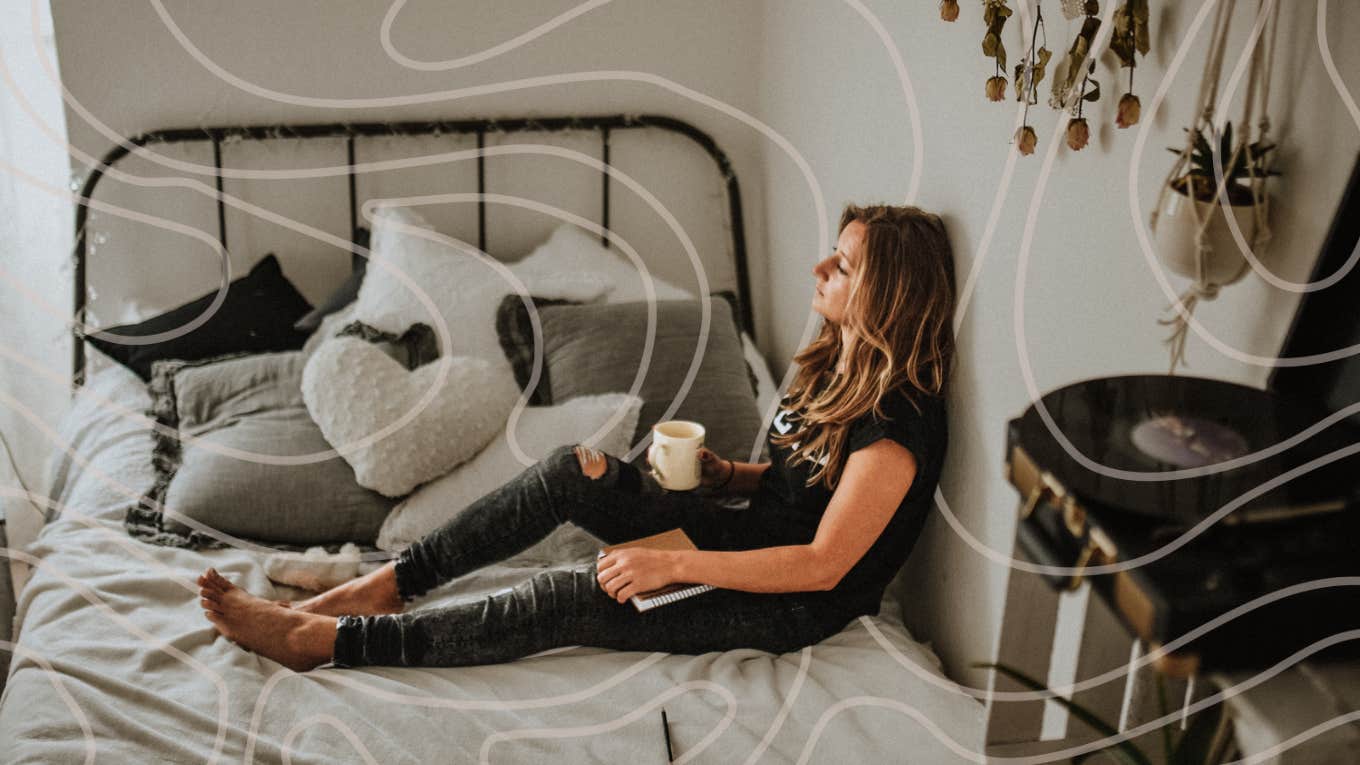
{"left": 648, "top": 443, "right": 669, "bottom": 487}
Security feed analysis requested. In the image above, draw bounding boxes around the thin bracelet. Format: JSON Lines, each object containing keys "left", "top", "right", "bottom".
{"left": 713, "top": 459, "right": 735, "bottom": 490}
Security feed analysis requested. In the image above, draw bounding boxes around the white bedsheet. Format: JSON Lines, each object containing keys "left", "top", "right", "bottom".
{"left": 0, "top": 366, "right": 983, "bottom": 763}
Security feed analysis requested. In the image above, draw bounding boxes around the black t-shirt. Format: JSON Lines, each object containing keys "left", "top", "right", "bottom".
{"left": 748, "top": 385, "right": 948, "bottom": 617}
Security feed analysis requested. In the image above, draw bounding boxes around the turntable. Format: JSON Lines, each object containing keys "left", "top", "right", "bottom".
{"left": 1006, "top": 152, "right": 1360, "bottom": 672}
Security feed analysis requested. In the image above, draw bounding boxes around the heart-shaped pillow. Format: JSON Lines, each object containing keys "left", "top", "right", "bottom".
{"left": 302, "top": 336, "right": 518, "bottom": 497}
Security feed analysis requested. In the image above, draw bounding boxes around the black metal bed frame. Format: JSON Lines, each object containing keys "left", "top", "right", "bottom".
{"left": 71, "top": 114, "right": 753, "bottom": 386}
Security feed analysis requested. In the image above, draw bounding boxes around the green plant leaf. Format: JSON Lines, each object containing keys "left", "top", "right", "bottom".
{"left": 1194, "top": 129, "right": 1214, "bottom": 167}
{"left": 973, "top": 663, "right": 1154, "bottom": 765}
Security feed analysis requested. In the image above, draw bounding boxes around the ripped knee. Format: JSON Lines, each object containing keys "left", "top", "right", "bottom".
{"left": 572, "top": 445, "right": 607, "bottom": 480}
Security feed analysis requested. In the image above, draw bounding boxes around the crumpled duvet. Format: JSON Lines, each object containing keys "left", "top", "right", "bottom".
{"left": 0, "top": 366, "right": 983, "bottom": 763}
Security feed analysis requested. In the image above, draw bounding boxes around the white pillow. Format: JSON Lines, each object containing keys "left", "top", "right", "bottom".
{"left": 513, "top": 223, "right": 696, "bottom": 304}
{"left": 302, "top": 336, "right": 519, "bottom": 497}
{"left": 353, "top": 207, "right": 614, "bottom": 366}
{"left": 376, "top": 392, "right": 644, "bottom": 561}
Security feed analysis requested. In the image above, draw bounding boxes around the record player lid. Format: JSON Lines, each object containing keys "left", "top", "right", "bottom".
{"left": 1010, "top": 374, "right": 1360, "bottom": 525}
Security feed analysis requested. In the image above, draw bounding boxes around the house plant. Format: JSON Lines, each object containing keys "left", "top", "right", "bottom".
{"left": 1152, "top": 120, "right": 1278, "bottom": 287}
{"left": 1149, "top": 0, "right": 1281, "bottom": 373}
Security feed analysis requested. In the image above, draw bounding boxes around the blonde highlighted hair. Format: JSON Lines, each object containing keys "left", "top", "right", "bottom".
{"left": 770, "top": 204, "right": 957, "bottom": 490}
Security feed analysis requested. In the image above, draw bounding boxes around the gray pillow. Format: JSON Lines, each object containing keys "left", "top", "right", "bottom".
{"left": 496, "top": 298, "right": 763, "bottom": 461}
{"left": 126, "top": 351, "right": 395, "bottom": 548}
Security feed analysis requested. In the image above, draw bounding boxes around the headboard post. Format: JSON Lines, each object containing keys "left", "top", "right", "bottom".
{"left": 600, "top": 126, "right": 612, "bottom": 249}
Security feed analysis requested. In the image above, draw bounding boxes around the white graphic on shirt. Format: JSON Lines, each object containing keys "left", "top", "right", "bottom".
{"left": 771, "top": 407, "right": 828, "bottom": 467}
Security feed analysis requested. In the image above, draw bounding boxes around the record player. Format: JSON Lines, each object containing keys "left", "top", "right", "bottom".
{"left": 1006, "top": 152, "right": 1360, "bottom": 673}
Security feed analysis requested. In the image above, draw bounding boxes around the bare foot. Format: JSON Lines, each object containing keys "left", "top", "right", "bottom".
{"left": 289, "top": 562, "right": 404, "bottom": 617}
{"left": 198, "top": 568, "right": 336, "bottom": 672}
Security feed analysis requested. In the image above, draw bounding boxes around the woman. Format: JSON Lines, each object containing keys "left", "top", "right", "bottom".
{"left": 198, "top": 204, "right": 957, "bottom": 672}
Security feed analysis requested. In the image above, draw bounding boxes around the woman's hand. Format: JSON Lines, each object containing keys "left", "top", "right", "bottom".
{"left": 697, "top": 447, "right": 733, "bottom": 490}
{"left": 596, "top": 548, "right": 681, "bottom": 605}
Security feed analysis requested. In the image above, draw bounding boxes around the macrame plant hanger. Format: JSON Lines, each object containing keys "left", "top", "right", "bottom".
{"left": 1151, "top": 0, "right": 1280, "bottom": 374}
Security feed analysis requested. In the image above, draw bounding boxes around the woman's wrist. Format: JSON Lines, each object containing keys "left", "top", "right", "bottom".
{"left": 668, "top": 549, "right": 693, "bottom": 584}
{"left": 713, "top": 459, "right": 735, "bottom": 490}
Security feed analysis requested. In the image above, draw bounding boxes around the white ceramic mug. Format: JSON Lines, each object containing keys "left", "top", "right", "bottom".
{"left": 647, "top": 420, "right": 705, "bottom": 491}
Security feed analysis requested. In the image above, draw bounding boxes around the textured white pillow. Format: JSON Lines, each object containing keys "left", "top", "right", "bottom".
{"left": 302, "top": 336, "right": 519, "bottom": 497}
{"left": 376, "top": 392, "right": 644, "bottom": 559}
{"left": 514, "top": 223, "right": 696, "bottom": 304}
{"left": 353, "top": 207, "right": 613, "bottom": 366}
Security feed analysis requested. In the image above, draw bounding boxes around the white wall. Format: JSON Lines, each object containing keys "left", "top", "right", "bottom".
{"left": 36, "top": 0, "right": 1360, "bottom": 694}
{"left": 756, "top": 0, "right": 1359, "bottom": 687}
{"left": 0, "top": 0, "right": 71, "bottom": 563}
{"left": 48, "top": 0, "right": 771, "bottom": 336}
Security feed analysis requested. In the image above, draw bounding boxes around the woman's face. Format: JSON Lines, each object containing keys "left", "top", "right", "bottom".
{"left": 811, "top": 220, "right": 865, "bottom": 325}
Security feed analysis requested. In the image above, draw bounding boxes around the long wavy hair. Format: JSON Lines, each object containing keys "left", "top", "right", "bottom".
{"left": 770, "top": 204, "right": 957, "bottom": 491}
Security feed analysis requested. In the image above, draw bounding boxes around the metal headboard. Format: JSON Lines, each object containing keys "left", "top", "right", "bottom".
{"left": 71, "top": 114, "right": 753, "bottom": 386}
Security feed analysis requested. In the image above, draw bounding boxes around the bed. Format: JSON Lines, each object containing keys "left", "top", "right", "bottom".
{"left": 0, "top": 115, "right": 984, "bottom": 763}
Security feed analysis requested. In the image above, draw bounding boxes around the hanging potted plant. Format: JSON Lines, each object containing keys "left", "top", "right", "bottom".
{"left": 1153, "top": 120, "right": 1279, "bottom": 286}
{"left": 1149, "top": 0, "right": 1282, "bottom": 373}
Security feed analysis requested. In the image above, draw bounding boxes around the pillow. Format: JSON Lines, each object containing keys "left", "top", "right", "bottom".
{"left": 495, "top": 297, "right": 764, "bottom": 462}
{"left": 513, "top": 223, "right": 695, "bottom": 304}
{"left": 301, "top": 336, "right": 518, "bottom": 497}
{"left": 125, "top": 352, "right": 396, "bottom": 548}
{"left": 301, "top": 301, "right": 358, "bottom": 361}
{"left": 294, "top": 227, "right": 370, "bottom": 332}
{"left": 351, "top": 207, "right": 612, "bottom": 366}
{"left": 87, "top": 254, "right": 313, "bottom": 381}
{"left": 376, "top": 392, "right": 643, "bottom": 559}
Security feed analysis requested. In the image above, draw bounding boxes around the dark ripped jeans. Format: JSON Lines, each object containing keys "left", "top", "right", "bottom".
{"left": 331, "top": 445, "right": 852, "bottom": 668}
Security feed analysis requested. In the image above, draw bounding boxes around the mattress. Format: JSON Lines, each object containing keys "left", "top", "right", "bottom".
{"left": 0, "top": 366, "right": 983, "bottom": 763}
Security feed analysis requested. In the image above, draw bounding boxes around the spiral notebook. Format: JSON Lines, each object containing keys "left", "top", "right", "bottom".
{"left": 598, "top": 528, "right": 716, "bottom": 612}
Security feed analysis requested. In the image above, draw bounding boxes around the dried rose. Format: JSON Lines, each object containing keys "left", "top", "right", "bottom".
{"left": 985, "top": 76, "right": 1007, "bottom": 102}
{"left": 1116, "top": 93, "right": 1141, "bottom": 128}
{"left": 1016, "top": 125, "right": 1038, "bottom": 156}
{"left": 940, "top": 0, "right": 960, "bottom": 22}
{"left": 1066, "top": 118, "right": 1090, "bottom": 151}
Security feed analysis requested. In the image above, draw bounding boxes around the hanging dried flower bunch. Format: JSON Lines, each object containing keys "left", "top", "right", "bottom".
{"left": 1111, "top": 0, "right": 1150, "bottom": 127}
{"left": 1013, "top": 2, "right": 1050, "bottom": 155}
{"left": 981, "top": 1, "right": 1013, "bottom": 102}
{"left": 943, "top": 0, "right": 1152, "bottom": 154}
{"left": 1049, "top": 1, "right": 1102, "bottom": 113}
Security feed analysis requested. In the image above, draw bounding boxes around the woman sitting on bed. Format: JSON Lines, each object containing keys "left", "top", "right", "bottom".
{"left": 198, "top": 203, "right": 957, "bottom": 672}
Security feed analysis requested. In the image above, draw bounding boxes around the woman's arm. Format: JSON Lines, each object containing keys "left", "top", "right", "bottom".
{"left": 677, "top": 439, "right": 918, "bottom": 594}
{"left": 664, "top": 449, "right": 769, "bottom": 497}
{"left": 672, "top": 544, "right": 830, "bottom": 593}
{"left": 714, "top": 460, "right": 771, "bottom": 497}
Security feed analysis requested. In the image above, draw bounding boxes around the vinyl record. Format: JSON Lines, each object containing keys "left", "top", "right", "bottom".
{"left": 1010, "top": 375, "right": 1360, "bottom": 525}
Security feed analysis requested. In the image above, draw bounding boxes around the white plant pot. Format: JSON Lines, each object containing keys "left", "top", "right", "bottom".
{"left": 1152, "top": 186, "right": 1261, "bottom": 287}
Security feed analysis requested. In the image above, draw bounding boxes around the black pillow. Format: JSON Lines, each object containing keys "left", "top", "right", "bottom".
{"left": 87, "top": 254, "right": 313, "bottom": 381}
{"left": 294, "top": 227, "right": 370, "bottom": 332}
